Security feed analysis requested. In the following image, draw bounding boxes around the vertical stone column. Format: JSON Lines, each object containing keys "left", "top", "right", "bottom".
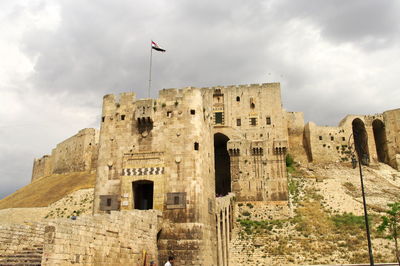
{"left": 222, "top": 209, "right": 227, "bottom": 266}
{"left": 217, "top": 214, "right": 223, "bottom": 266}
{"left": 225, "top": 207, "right": 230, "bottom": 266}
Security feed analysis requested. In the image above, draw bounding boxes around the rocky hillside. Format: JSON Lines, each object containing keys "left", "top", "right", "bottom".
{"left": 230, "top": 162, "right": 400, "bottom": 265}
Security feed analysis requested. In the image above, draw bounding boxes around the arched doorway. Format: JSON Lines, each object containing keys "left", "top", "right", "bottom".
{"left": 132, "top": 180, "right": 154, "bottom": 210}
{"left": 214, "top": 133, "right": 231, "bottom": 196}
{"left": 352, "top": 118, "right": 370, "bottom": 165}
{"left": 372, "top": 119, "right": 389, "bottom": 164}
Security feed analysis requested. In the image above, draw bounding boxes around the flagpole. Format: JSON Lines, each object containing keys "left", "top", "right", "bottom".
{"left": 148, "top": 42, "right": 153, "bottom": 98}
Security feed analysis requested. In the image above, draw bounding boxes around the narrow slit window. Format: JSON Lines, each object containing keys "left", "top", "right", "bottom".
{"left": 237, "top": 118, "right": 241, "bottom": 126}
{"left": 194, "top": 142, "right": 199, "bottom": 150}
{"left": 236, "top": 96, "right": 240, "bottom": 102}
{"left": 102, "top": 116, "right": 105, "bottom": 122}
{"left": 266, "top": 116, "right": 271, "bottom": 125}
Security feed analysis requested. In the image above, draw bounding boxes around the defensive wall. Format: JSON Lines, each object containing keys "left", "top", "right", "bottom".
{"left": 302, "top": 108, "right": 400, "bottom": 169}
{"left": 0, "top": 210, "right": 161, "bottom": 265}
{"left": 32, "top": 128, "right": 99, "bottom": 182}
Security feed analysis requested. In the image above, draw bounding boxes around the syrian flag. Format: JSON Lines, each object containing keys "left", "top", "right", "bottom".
{"left": 151, "top": 41, "right": 166, "bottom": 52}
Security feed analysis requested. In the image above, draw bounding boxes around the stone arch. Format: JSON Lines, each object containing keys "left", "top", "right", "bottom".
{"left": 132, "top": 180, "right": 153, "bottom": 210}
{"left": 214, "top": 133, "right": 231, "bottom": 196}
{"left": 352, "top": 118, "right": 370, "bottom": 165}
{"left": 372, "top": 119, "right": 389, "bottom": 164}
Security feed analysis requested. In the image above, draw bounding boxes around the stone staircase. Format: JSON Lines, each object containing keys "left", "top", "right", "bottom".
{"left": 0, "top": 244, "right": 43, "bottom": 266}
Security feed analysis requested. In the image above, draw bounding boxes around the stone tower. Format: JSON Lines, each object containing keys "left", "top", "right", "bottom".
{"left": 93, "top": 83, "right": 289, "bottom": 264}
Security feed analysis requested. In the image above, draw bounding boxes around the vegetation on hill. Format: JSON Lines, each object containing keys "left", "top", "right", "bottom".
{"left": 232, "top": 161, "right": 400, "bottom": 265}
{"left": 0, "top": 171, "right": 96, "bottom": 209}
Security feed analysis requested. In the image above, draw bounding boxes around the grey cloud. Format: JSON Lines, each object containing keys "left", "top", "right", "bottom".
{"left": 277, "top": 0, "right": 400, "bottom": 49}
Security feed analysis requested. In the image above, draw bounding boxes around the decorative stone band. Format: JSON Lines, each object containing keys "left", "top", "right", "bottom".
{"left": 123, "top": 167, "right": 164, "bottom": 176}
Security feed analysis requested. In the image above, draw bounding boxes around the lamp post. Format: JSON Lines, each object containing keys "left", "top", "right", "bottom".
{"left": 351, "top": 152, "right": 374, "bottom": 266}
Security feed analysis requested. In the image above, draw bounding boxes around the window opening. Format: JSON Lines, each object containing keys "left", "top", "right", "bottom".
{"left": 266, "top": 117, "right": 271, "bottom": 125}
{"left": 107, "top": 198, "right": 112, "bottom": 206}
{"left": 250, "top": 117, "right": 257, "bottom": 126}
{"left": 319, "top": 136, "right": 323, "bottom": 140}
{"left": 190, "top": 109, "right": 195, "bottom": 115}
{"left": 102, "top": 116, "right": 105, "bottom": 122}
{"left": 121, "top": 115, "right": 125, "bottom": 121}
{"left": 237, "top": 118, "right": 241, "bottom": 126}
{"left": 236, "top": 96, "right": 240, "bottom": 102}
{"left": 215, "top": 112, "right": 223, "bottom": 124}
{"left": 194, "top": 142, "right": 199, "bottom": 150}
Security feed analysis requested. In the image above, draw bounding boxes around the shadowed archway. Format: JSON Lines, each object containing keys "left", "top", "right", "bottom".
{"left": 352, "top": 118, "right": 370, "bottom": 165}
{"left": 214, "top": 133, "right": 231, "bottom": 196}
{"left": 372, "top": 119, "right": 389, "bottom": 164}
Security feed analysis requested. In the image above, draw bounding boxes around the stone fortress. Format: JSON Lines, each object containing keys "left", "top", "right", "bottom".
{"left": 5, "top": 82, "right": 400, "bottom": 265}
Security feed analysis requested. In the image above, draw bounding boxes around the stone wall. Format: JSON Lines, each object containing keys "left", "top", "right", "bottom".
{"left": 304, "top": 111, "right": 400, "bottom": 169}
{"left": 286, "top": 111, "right": 308, "bottom": 164}
{"left": 0, "top": 222, "right": 45, "bottom": 256}
{"left": 383, "top": 108, "right": 400, "bottom": 169}
{"left": 0, "top": 210, "right": 161, "bottom": 266}
{"left": 32, "top": 128, "right": 99, "bottom": 182}
{"left": 0, "top": 207, "right": 48, "bottom": 224}
{"left": 204, "top": 83, "right": 289, "bottom": 202}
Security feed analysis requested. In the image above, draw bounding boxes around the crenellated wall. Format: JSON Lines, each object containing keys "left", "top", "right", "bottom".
{"left": 31, "top": 128, "right": 99, "bottom": 182}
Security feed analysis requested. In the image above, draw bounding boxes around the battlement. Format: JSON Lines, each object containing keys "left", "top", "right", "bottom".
{"left": 31, "top": 128, "right": 99, "bottom": 181}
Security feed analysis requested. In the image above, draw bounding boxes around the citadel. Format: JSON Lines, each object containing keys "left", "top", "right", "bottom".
{"left": 2, "top": 82, "right": 400, "bottom": 265}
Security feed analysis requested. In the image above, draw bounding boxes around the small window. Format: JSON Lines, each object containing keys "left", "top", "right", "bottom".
{"left": 323, "top": 144, "right": 326, "bottom": 147}
{"left": 121, "top": 115, "right": 125, "bottom": 121}
{"left": 215, "top": 112, "right": 223, "bottom": 124}
{"left": 194, "top": 142, "right": 199, "bottom": 150}
{"left": 174, "top": 196, "right": 180, "bottom": 205}
{"left": 250, "top": 103, "right": 255, "bottom": 109}
{"left": 250, "top": 117, "right": 257, "bottom": 126}
{"left": 330, "top": 136, "right": 334, "bottom": 141}
{"left": 319, "top": 136, "right": 323, "bottom": 140}
{"left": 190, "top": 109, "right": 195, "bottom": 115}
{"left": 266, "top": 117, "right": 271, "bottom": 125}
{"left": 237, "top": 118, "right": 241, "bottom": 126}
{"left": 167, "top": 111, "right": 172, "bottom": 117}
{"left": 342, "top": 137, "right": 346, "bottom": 141}
{"left": 102, "top": 116, "right": 105, "bottom": 122}
{"left": 236, "top": 96, "right": 240, "bottom": 102}
{"left": 106, "top": 198, "right": 112, "bottom": 206}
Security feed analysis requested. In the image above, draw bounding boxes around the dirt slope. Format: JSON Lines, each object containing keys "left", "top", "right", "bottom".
{"left": 0, "top": 171, "right": 96, "bottom": 209}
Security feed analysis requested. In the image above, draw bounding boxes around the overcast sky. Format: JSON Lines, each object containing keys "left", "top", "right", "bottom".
{"left": 1, "top": 0, "right": 399, "bottom": 199}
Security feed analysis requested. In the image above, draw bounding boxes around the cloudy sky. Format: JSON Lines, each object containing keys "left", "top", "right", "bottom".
{"left": 1, "top": 0, "right": 399, "bottom": 199}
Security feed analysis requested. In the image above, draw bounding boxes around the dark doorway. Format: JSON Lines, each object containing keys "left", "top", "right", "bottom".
{"left": 132, "top": 180, "right": 154, "bottom": 210}
{"left": 214, "top": 133, "right": 231, "bottom": 196}
{"left": 372, "top": 119, "right": 389, "bottom": 164}
{"left": 352, "top": 118, "right": 370, "bottom": 165}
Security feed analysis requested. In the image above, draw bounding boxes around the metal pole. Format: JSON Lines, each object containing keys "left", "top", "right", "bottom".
{"left": 358, "top": 155, "right": 374, "bottom": 266}
{"left": 148, "top": 43, "right": 153, "bottom": 98}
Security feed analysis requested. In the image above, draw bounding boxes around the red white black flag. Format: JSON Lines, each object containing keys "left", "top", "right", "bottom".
{"left": 151, "top": 41, "right": 166, "bottom": 52}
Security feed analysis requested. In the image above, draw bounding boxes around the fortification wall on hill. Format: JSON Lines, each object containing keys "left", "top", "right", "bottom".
{"left": 32, "top": 128, "right": 99, "bottom": 182}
